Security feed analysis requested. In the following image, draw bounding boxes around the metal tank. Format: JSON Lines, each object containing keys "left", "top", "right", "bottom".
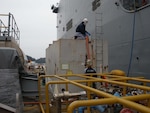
{"left": 46, "top": 38, "right": 108, "bottom": 93}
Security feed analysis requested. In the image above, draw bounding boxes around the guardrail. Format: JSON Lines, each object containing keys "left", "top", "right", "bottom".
{"left": 0, "top": 13, "right": 20, "bottom": 45}
{"left": 38, "top": 71, "right": 150, "bottom": 113}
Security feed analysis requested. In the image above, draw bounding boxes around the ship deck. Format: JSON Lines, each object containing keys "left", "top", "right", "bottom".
{"left": 22, "top": 70, "right": 150, "bottom": 113}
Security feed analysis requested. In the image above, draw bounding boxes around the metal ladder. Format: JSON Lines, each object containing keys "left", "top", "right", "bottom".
{"left": 95, "top": 12, "right": 104, "bottom": 73}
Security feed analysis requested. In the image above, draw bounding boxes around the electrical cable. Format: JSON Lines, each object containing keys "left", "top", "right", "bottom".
{"left": 127, "top": 2, "right": 136, "bottom": 76}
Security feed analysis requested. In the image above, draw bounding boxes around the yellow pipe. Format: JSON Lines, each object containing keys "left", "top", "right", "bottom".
{"left": 123, "top": 80, "right": 127, "bottom": 96}
{"left": 110, "top": 77, "right": 144, "bottom": 81}
{"left": 128, "top": 77, "right": 150, "bottom": 83}
{"left": 42, "top": 74, "right": 150, "bottom": 113}
{"left": 103, "top": 78, "right": 150, "bottom": 91}
{"left": 75, "top": 74, "right": 150, "bottom": 91}
{"left": 67, "top": 98, "right": 117, "bottom": 113}
{"left": 65, "top": 76, "right": 69, "bottom": 91}
{"left": 122, "top": 94, "right": 150, "bottom": 101}
{"left": 23, "top": 105, "right": 38, "bottom": 111}
{"left": 93, "top": 73, "right": 150, "bottom": 83}
{"left": 45, "top": 75, "right": 114, "bottom": 113}
{"left": 148, "top": 99, "right": 150, "bottom": 107}
{"left": 40, "top": 76, "right": 147, "bottom": 87}
{"left": 24, "top": 102, "right": 46, "bottom": 104}
{"left": 46, "top": 73, "right": 150, "bottom": 85}
{"left": 87, "top": 81, "right": 91, "bottom": 113}
{"left": 53, "top": 75, "right": 113, "bottom": 98}
{"left": 44, "top": 74, "right": 150, "bottom": 112}
{"left": 38, "top": 76, "right": 42, "bottom": 102}
{"left": 39, "top": 103, "right": 45, "bottom": 113}
{"left": 117, "top": 98, "right": 150, "bottom": 113}
{"left": 143, "top": 82, "right": 147, "bottom": 94}
{"left": 68, "top": 96, "right": 150, "bottom": 113}
{"left": 41, "top": 74, "right": 150, "bottom": 92}
{"left": 45, "top": 82, "right": 50, "bottom": 113}
{"left": 58, "top": 73, "right": 150, "bottom": 84}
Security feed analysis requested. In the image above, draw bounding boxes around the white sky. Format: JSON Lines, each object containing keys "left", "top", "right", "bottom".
{"left": 0, "top": 0, "right": 59, "bottom": 59}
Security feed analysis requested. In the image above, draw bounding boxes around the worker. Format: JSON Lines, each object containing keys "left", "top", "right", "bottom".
{"left": 74, "top": 18, "right": 91, "bottom": 39}
{"left": 84, "top": 59, "right": 97, "bottom": 88}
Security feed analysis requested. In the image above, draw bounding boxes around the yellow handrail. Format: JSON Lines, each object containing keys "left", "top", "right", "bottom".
{"left": 38, "top": 73, "right": 150, "bottom": 113}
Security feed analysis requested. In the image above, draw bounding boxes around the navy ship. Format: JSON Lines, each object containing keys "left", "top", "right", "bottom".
{"left": 1, "top": 1, "right": 150, "bottom": 113}
{"left": 51, "top": 0, "right": 150, "bottom": 79}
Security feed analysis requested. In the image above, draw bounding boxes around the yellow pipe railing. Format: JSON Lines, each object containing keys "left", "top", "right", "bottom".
{"left": 38, "top": 73, "right": 150, "bottom": 113}
{"left": 39, "top": 103, "right": 45, "bottom": 113}
{"left": 67, "top": 95, "right": 150, "bottom": 113}
{"left": 59, "top": 75, "right": 150, "bottom": 113}
{"left": 74, "top": 74, "right": 150, "bottom": 91}
{"left": 57, "top": 73, "right": 150, "bottom": 86}
{"left": 68, "top": 98, "right": 117, "bottom": 113}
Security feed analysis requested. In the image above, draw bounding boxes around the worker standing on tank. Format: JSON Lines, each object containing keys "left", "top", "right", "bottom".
{"left": 74, "top": 18, "right": 90, "bottom": 39}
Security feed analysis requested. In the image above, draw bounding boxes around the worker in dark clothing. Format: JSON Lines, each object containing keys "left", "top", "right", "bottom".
{"left": 74, "top": 18, "right": 90, "bottom": 39}
{"left": 85, "top": 59, "right": 97, "bottom": 88}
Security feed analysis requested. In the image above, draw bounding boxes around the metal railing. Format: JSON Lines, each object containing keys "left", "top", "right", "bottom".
{"left": 0, "top": 13, "right": 20, "bottom": 45}
{"left": 38, "top": 72, "right": 150, "bottom": 113}
{"left": 0, "top": 19, "right": 8, "bottom": 35}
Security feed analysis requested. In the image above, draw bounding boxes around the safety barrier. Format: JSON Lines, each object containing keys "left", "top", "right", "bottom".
{"left": 0, "top": 13, "right": 20, "bottom": 44}
{"left": 38, "top": 72, "right": 150, "bottom": 113}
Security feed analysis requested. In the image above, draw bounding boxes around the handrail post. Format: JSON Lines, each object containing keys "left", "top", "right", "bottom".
{"left": 87, "top": 80, "right": 91, "bottom": 113}
{"left": 8, "top": 13, "right": 11, "bottom": 37}
{"left": 148, "top": 99, "right": 150, "bottom": 107}
{"left": 45, "top": 83, "right": 50, "bottom": 113}
{"left": 123, "top": 80, "right": 127, "bottom": 96}
{"left": 38, "top": 76, "right": 42, "bottom": 103}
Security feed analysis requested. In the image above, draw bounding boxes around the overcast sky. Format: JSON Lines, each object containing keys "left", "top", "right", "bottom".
{"left": 0, "top": 0, "right": 59, "bottom": 59}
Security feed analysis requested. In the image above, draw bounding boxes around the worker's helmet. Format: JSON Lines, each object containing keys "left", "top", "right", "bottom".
{"left": 86, "top": 59, "right": 92, "bottom": 66}
{"left": 83, "top": 18, "right": 88, "bottom": 24}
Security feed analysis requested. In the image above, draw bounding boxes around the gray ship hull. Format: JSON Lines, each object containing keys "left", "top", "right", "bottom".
{"left": 55, "top": 0, "right": 150, "bottom": 79}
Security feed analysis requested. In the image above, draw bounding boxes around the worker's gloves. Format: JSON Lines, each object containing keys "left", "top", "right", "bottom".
{"left": 86, "top": 31, "right": 91, "bottom": 36}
